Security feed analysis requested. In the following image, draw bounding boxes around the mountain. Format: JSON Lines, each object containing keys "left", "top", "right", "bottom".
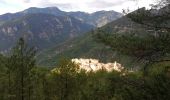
{"left": 68, "top": 10, "right": 122, "bottom": 27}
{"left": 22, "top": 7, "right": 123, "bottom": 27}
{"left": 0, "top": 13, "right": 93, "bottom": 52}
{"left": 38, "top": 7, "right": 165, "bottom": 67}
{"left": 22, "top": 7, "right": 65, "bottom": 16}
{"left": 39, "top": 6, "right": 170, "bottom": 67}
{"left": 0, "top": 13, "right": 23, "bottom": 26}
{"left": 0, "top": 7, "right": 65, "bottom": 25}
{"left": 0, "top": 7, "right": 122, "bottom": 27}
{"left": 0, "top": 7, "right": 122, "bottom": 52}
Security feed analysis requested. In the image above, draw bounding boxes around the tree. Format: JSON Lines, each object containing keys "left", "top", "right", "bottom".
{"left": 94, "top": 4, "right": 170, "bottom": 74}
{"left": 0, "top": 54, "right": 8, "bottom": 100}
{"left": 8, "top": 38, "right": 36, "bottom": 100}
{"left": 48, "top": 58, "right": 79, "bottom": 100}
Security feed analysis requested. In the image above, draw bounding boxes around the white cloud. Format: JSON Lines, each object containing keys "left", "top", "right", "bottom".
{"left": 0, "top": 0, "right": 155, "bottom": 14}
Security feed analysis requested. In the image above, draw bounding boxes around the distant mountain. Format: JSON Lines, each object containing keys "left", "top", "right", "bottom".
{"left": 23, "top": 7, "right": 123, "bottom": 27}
{"left": 0, "top": 13, "right": 23, "bottom": 26}
{"left": 0, "top": 7, "right": 65, "bottom": 25}
{"left": 0, "top": 13, "right": 93, "bottom": 52}
{"left": 0, "top": 7, "right": 122, "bottom": 27}
{"left": 22, "top": 7, "right": 65, "bottom": 16}
{"left": 68, "top": 10, "right": 122, "bottom": 27}
{"left": 0, "top": 7, "right": 122, "bottom": 52}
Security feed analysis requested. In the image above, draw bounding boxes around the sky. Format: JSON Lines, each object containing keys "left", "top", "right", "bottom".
{"left": 0, "top": 0, "right": 156, "bottom": 14}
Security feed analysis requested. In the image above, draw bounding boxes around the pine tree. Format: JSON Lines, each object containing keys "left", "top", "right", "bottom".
{"left": 9, "top": 38, "right": 36, "bottom": 100}
{"left": 94, "top": 3, "right": 170, "bottom": 74}
{"left": 49, "top": 58, "right": 79, "bottom": 100}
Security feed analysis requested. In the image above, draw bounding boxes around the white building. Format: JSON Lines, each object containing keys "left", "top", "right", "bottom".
{"left": 72, "top": 58, "right": 124, "bottom": 72}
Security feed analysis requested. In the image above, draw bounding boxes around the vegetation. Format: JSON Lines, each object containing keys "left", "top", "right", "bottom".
{"left": 94, "top": 3, "right": 170, "bottom": 74}
{"left": 0, "top": 37, "right": 170, "bottom": 100}
{"left": 0, "top": 0, "right": 170, "bottom": 100}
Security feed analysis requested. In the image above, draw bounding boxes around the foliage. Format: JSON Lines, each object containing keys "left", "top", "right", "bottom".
{"left": 1, "top": 39, "right": 170, "bottom": 100}
{"left": 94, "top": 4, "right": 170, "bottom": 74}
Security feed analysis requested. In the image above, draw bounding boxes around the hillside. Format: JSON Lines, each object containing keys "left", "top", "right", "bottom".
{"left": 0, "top": 13, "right": 93, "bottom": 52}
{"left": 37, "top": 8, "right": 161, "bottom": 67}
{"left": 37, "top": 33, "right": 136, "bottom": 67}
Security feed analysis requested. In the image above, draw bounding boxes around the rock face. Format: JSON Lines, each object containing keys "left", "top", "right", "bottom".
{"left": 0, "top": 14, "right": 93, "bottom": 51}
{"left": 72, "top": 58, "right": 124, "bottom": 72}
{"left": 68, "top": 10, "right": 123, "bottom": 27}
{"left": 0, "top": 7, "right": 122, "bottom": 52}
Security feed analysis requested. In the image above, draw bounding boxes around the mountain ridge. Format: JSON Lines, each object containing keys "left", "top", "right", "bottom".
{"left": 0, "top": 7, "right": 122, "bottom": 52}
{"left": 0, "top": 7, "right": 122, "bottom": 27}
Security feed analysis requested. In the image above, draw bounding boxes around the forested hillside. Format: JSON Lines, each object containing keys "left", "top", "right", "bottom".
{"left": 0, "top": 37, "right": 170, "bottom": 100}
{"left": 37, "top": 33, "right": 135, "bottom": 68}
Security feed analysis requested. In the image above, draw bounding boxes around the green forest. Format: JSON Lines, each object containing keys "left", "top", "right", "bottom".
{"left": 0, "top": 38, "right": 170, "bottom": 100}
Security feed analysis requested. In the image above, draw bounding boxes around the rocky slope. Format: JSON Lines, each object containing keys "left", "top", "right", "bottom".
{"left": 0, "top": 7, "right": 122, "bottom": 52}
{"left": 0, "top": 13, "right": 93, "bottom": 52}
{"left": 68, "top": 10, "right": 122, "bottom": 27}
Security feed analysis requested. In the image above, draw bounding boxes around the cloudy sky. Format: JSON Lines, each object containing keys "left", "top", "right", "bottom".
{"left": 0, "top": 0, "right": 156, "bottom": 14}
